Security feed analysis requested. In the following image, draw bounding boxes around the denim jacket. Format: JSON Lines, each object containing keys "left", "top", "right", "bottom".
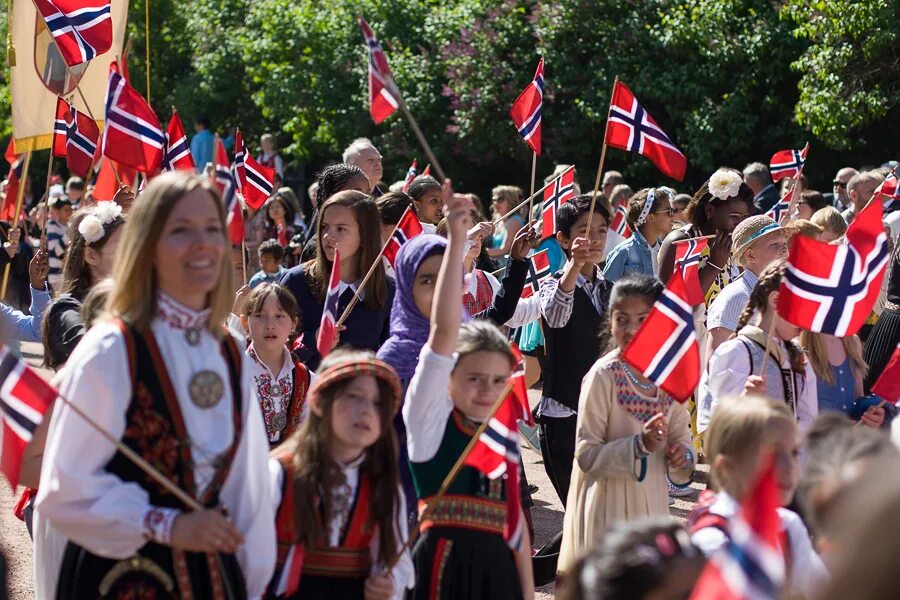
{"left": 603, "top": 229, "right": 654, "bottom": 282}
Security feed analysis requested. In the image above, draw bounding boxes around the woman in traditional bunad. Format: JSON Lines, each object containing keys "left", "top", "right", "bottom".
{"left": 36, "top": 171, "right": 276, "bottom": 599}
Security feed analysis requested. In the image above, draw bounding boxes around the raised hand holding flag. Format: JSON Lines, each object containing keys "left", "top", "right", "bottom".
{"left": 383, "top": 206, "right": 424, "bottom": 266}
{"left": 317, "top": 249, "right": 342, "bottom": 359}
{"left": 673, "top": 237, "right": 709, "bottom": 306}
{"left": 234, "top": 130, "right": 275, "bottom": 210}
{"left": 509, "top": 58, "right": 544, "bottom": 155}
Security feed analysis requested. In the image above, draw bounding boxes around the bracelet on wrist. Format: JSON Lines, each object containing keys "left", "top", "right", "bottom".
{"left": 706, "top": 262, "right": 724, "bottom": 272}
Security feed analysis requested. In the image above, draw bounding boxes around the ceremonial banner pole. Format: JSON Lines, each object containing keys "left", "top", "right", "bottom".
{"left": 527, "top": 152, "right": 538, "bottom": 220}
{"left": 493, "top": 165, "right": 575, "bottom": 226}
{"left": 144, "top": 0, "right": 151, "bottom": 103}
{"left": 387, "top": 81, "right": 447, "bottom": 183}
{"left": 586, "top": 75, "right": 619, "bottom": 234}
{"left": 1, "top": 150, "right": 32, "bottom": 299}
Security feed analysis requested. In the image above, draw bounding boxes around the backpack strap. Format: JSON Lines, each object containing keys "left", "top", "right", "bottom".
{"left": 739, "top": 338, "right": 754, "bottom": 375}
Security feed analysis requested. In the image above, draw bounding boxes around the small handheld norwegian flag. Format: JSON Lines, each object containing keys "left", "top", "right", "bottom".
{"left": 509, "top": 343, "right": 534, "bottom": 427}
{"left": 383, "top": 206, "right": 424, "bottom": 266}
{"left": 234, "top": 130, "right": 275, "bottom": 210}
{"left": 214, "top": 137, "right": 232, "bottom": 193}
{"left": 610, "top": 204, "right": 632, "bottom": 240}
{"left": 103, "top": 62, "right": 165, "bottom": 174}
{"left": 34, "top": 0, "right": 113, "bottom": 67}
{"left": 317, "top": 249, "right": 342, "bottom": 360}
{"left": 765, "top": 184, "right": 796, "bottom": 225}
{"left": 163, "top": 110, "right": 196, "bottom": 172}
{"left": 541, "top": 169, "right": 575, "bottom": 240}
{"left": 673, "top": 237, "right": 709, "bottom": 306}
{"left": 2, "top": 141, "right": 24, "bottom": 222}
{"left": 769, "top": 143, "right": 809, "bottom": 182}
{"left": 605, "top": 80, "right": 686, "bottom": 181}
{"left": 401, "top": 159, "right": 417, "bottom": 193}
{"left": 509, "top": 58, "right": 544, "bottom": 155}
{"left": 622, "top": 266, "right": 700, "bottom": 403}
{"left": 358, "top": 16, "right": 399, "bottom": 125}
{"left": 521, "top": 249, "right": 552, "bottom": 299}
{"left": 53, "top": 97, "right": 100, "bottom": 178}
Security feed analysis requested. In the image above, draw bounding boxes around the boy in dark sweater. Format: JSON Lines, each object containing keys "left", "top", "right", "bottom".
{"left": 537, "top": 194, "right": 612, "bottom": 505}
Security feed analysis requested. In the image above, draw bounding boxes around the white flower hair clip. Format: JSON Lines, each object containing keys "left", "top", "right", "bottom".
{"left": 78, "top": 201, "right": 123, "bottom": 244}
{"left": 708, "top": 169, "right": 743, "bottom": 201}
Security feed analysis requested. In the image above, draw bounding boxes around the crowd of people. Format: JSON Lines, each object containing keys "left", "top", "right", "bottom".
{"left": 0, "top": 127, "right": 899, "bottom": 600}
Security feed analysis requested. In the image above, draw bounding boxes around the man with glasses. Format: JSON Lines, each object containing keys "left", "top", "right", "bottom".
{"left": 827, "top": 167, "right": 858, "bottom": 210}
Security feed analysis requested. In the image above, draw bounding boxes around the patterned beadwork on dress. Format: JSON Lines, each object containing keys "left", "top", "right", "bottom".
{"left": 609, "top": 360, "right": 673, "bottom": 424}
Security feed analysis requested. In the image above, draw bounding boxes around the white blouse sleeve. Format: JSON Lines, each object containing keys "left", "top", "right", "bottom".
{"left": 402, "top": 345, "right": 455, "bottom": 463}
{"left": 796, "top": 363, "right": 818, "bottom": 433}
{"left": 369, "top": 486, "right": 413, "bottom": 600}
{"left": 704, "top": 340, "right": 752, "bottom": 422}
{"left": 35, "top": 323, "right": 149, "bottom": 559}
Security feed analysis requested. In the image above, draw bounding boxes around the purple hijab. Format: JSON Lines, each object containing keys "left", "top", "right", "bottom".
{"left": 377, "top": 234, "right": 447, "bottom": 381}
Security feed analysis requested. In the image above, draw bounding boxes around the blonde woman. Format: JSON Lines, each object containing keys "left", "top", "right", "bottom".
{"left": 488, "top": 185, "right": 525, "bottom": 257}
{"left": 36, "top": 172, "right": 275, "bottom": 598}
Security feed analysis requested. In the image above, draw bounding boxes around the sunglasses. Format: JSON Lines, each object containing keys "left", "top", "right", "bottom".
{"left": 833, "top": 181, "right": 848, "bottom": 188}
{"left": 653, "top": 208, "right": 676, "bottom": 216}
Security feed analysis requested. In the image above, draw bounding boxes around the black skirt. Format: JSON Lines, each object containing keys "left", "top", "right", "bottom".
{"left": 864, "top": 308, "right": 900, "bottom": 392}
{"left": 406, "top": 527, "right": 522, "bottom": 600}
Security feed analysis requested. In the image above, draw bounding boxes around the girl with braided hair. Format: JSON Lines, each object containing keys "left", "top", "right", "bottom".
{"left": 697, "top": 259, "right": 818, "bottom": 435}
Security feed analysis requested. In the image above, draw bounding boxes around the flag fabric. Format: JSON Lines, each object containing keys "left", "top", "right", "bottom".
{"left": 462, "top": 395, "right": 524, "bottom": 550}
{"left": 225, "top": 167, "right": 243, "bottom": 246}
{"left": 769, "top": 143, "right": 809, "bottom": 182}
{"left": 214, "top": 137, "right": 231, "bottom": 193}
{"left": 690, "top": 456, "right": 785, "bottom": 600}
{"left": 163, "top": 110, "right": 196, "bottom": 172}
{"left": 540, "top": 169, "right": 576, "bottom": 240}
{"left": 764, "top": 184, "right": 796, "bottom": 225}
{"left": 509, "top": 344, "right": 534, "bottom": 427}
{"left": 317, "top": 249, "right": 341, "bottom": 359}
{"left": 358, "top": 17, "right": 399, "bottom": 125}
{"left": 52, "top": 97, "right": 70, "bottom": 157}
{"left": 622, "top": 267, "right": 700, "bottom": 403}
{"left": 0, "top": 345, "right": 57, "bottom": 489}
{"left": 401, "top": 159, "right": 417, "bottom": 193}
{"left": 521, "top": 249, "right": 552, "bottom": 299}
{"left": 2, "top": 141, "right": 25, "bottom": 222}
{"left": 422, "top": 164, "right": 431, "bottom": 177}
{"left": 383, "top": 206, "right": 424, "bottom": 266}
{"left": 611, "top": 204, "right": 632, "bottom": 240}
{"left": 605, "top": 80, "right": 687, "bottom": 181}
{"left": 54, "top": 98, "right": 100, "bottom": 177}
{"left": 91, "top": 157, "right": 136, "bottom": 202}
{"left": 234, "top": 130, "right": 275, "bottom": 210}
{"left": 872, "top": 343, "right": 900, "bottom": 404}
{"left": 875, "top": 168, "right": 898, "bottom": 203}
{"left": 673, "top": 237, "right": 709, "bottom": 306}
{"left": 779, "top": 199, "right": 890, "bottom": 336}
{"left": 34, "top": 0, "right": 112, "bottom": 67}
{"left": 102, "top": 62, "right": 165, "bottom": 174}
{"left": 509, "top": 58, "right": 544, "bottom": 155}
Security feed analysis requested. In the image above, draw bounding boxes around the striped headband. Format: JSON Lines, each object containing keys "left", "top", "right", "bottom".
{"left": 733, "top": 221, "right": 782, "bottom": 257}
{"left": 636, "top": 188, "right": 656, "bottom": 226}
{"left": 308, "top": 357, "right": 403, "bottom": 416}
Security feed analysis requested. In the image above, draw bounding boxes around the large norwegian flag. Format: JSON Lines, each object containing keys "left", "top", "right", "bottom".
{"left": 34, "top": 0, "right": 112, "bottom": 67}
{"left": 317, "top": 249, "right": 342, "bottom": 359}
{"left": 2, "top": 141, "right": 25, "bottom": 222}
{"left": 521, "top": 249, "right": 552, "bottom": 299}
{"left": 779, "top": 199, "right": 890, "bottom": 336}
{"left": 610, "top": 204, "right": 632, "bottom": 240}
{"left": 690, "top": 456, "right": 785, "bottom": 600}
{"left": 103, "top": 62, "right": 165, "bottom": 174}
{"left": 509, "top": 58, "right": 544, "bottom": 155}
{"left": 0, "top": 346, "right": 57, "bottom": 489}
{"left": 764, "top": 184, "right": 796, "bottom": 225}
{"left": 622, "top": 267, "right": 699, "bottom": 403}
{"left": 358, "top": 17, "right": 399, "bottom": 125}
{"left": 605, "top": 80, "right": 686, "bottom": 181}
{"left": 163, "top": 110, "right": 196, "bottom": 172}
{"left": 401, "top": 159, "right": 417, "bottom": 193}
{"left": 214, "top": 137, "right": 232, "bottom": 193}
{"left": 234, "top": 130, "right": 275, "bottom": 210}
{"left": 769, "top": 143, "right": 809, "bottom": 182}
{"left": 872, "top": 343, "right": 900, "bottom": 404}
{"left": 53, "top": 97, "right": 100, "bottom": 177}
{"left": 383, "top": 205, "right": 423, "bottom": 266}
{"left": 673, "top": 236, "right": 709, "bottom": 306}
{"left": 541, "top": 169, "right": 575, "bottom": 240}
{"left": 462, "top": 395, "right": 525, "bottom": 550}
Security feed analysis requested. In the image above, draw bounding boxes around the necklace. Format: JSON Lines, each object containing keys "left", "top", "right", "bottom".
{"left": 622, "top": 362, "right": 656, "bottom": 392}
{"left": 185, "top": 327, "right": 201, "bottom": 347}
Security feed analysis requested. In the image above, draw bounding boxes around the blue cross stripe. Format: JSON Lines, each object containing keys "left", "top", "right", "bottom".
{"left": 525, "top": 259, "right": 551, "bottom": 293}
{"left": 0, "top": 353, "right": 37, "bottom": 436}
{"left": 324, "top": 286, "right": 340, "bottom": 316}
{"left": 785, "top": 241, "right": 889, "bottom": 333}
{"left": 483, "top": 423, "right": 520, "bottom": 460}
{"left": 646, "top": 291, "right": 693, "bottom": 382}
{"left": 678, "top": 240, "right": 703, "bottom": 268}
{"left": 107, "top": 110, "right": 165, "bottom": 145}
{"left": 391, "top": 229, "right": 409, "bottom": 246}
{"left": 246, "top": 167, "right": 273, "bottom": 194}
{"left": 517, "top": 105, "right": 542, "bottom": 140}
{"left": 768, "top": 200, "right": 789, "bottom": 222}
{"left": 54, "top": 120, "right": 67, "bottom": 135}
{"left": 47, "top": 6, "right": 110, "bottom": 61}
{"left": 608, "top": 104, "right": 674, "bottom": 153}
{"left": 70, "top": 131, "right": 97, "bottom": 157}
{"left": 542, "top": 178, "right": 573, "bottom": 211}
{"left": 772, "top": 150, "right": 805, "bottom": 176}
{"left": 725, "top": 539, "right": 778, "bottom": 598}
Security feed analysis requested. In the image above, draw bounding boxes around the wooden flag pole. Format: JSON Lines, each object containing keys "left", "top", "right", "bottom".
{"left": 40, "top": 153, "right": 54, "bottom": 247}
{"left": 759, "top": 313, "right": 780, "bottom": 376}
{"left": 586, "top": 75, "right": 619, "bottom": 235}
{"left": 493, "top": 165, "right": 575, "bottom": 226}
{"left": 527, "top": 152, "right": 538, "bottom": 220}
{"left": 387, "top": 82, "right": 447, "bottom": 183}
{"left": 144, "top": 0, "right": 151, "bottom": 103}
{"left": 1, "top": 150, "right": 32, "bottom": 300}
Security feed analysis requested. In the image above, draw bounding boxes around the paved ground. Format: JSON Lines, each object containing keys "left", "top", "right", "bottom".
{"left": 0, "top": 343, "right": 704, "bottom": 599}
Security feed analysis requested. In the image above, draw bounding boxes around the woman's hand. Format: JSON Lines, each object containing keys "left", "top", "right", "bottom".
{"left": 743, "top": 375, "right": 767, "bottom": 397}
{"left": 641, "top": 412, "right": 668, "bottom": 453}
{"left": 364, "top": 573, "right": 394, "bottom": 600}
{"left": 708, "top": 231, "right": 732, "bottom": 269}
{"left": 509, "top": 222, "right": 538, "bottom": 261}
{"left": 665, "top": 442, "right": 692, "bottom": 470}
{"left": 170, "top": 510, "right": 244, "bottom": 554}
{"left": 232, "top": 285, "right": 251, "bottom": 315}
{"left": 859, "top": 405, "right": 885, "bottom": 429}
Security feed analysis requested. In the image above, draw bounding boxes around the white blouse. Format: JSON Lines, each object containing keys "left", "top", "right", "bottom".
{"left": 246, "top": 344, "right": 315, "bottom": 444}
{"left": 35, "top": 293, "right": 276, "bottom": 597}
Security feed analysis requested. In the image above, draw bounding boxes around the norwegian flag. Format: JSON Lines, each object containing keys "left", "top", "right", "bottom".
{"left": 872, "top": 343, "right": 900, "bottom": 404}
{"left": 383, "top": 205, "right": 424, "bottom": 266}
{"left": 214, "top": 137, "right": 231, "bottom": 193}
{"left": 509, "top": 58, "right": 544, "bottom": 155}
{"left": 690, "top": 456, "right": 785, "bottom": 600}
{"left": 541, "top": 169, "right": 575, "bottom": 240}
{"left": 401, "top": 159, "right": 417, "bottom": 192}
{"left": 0, "top": 346, "right": 57, "bottom": 489}
{"left": 234, "top": 130, "right": 275, "bottom": 210}
{"left": 102, "top": 62, "right": 165, "bottom": 174}
{"left": 163, "top": 110, "right": 196, "bottom": 172}
{"left": 673, "top": 236, "right": 709, "bottom": 306}
{"left": 422, "top": 164, "right": 431, "bottom": 177}
{"left": 2, "top": 141, "right": 25, "bottom": 222}
{"left": 34, "top": 0, "right": 112, "bottom": 67}
{"left": 779, "top": 199, "right": 889, "bottom": 336}
{"left": 224, "top": 167, "right": 243, "bottom": 246}
{"left": 622, "top": 267, "right": 699, "bottom": 403}
{"left": 509, "top": 343, "right": 534, "bottom": 427}
{"left": 764, "top": 184, "right": 796, "bottom": 225}
{"left": 875, "top": 168, "right": 899, "bottom": 205}
{"left": 522, "top": 249, "right": 552, "bottom": 299}
{"left": 53, "top": 98, "right": 100, "bottom": 177}
{"left": 358, "top": 17, "right": 399, "bottom": 125}
{"left": 769, "top": 143, "right": 809, "bottom": 182}
{"left": 610, "top": 204, "right": 632, "bottom": 240}
{"left": 462, "top": 396, "right": 524, "bottom": 550}
{"left": 317, "top": 249, "right": 342, "bottom": 359}
{"left": 606, "top": 80, "right": 686, "bottom": 181}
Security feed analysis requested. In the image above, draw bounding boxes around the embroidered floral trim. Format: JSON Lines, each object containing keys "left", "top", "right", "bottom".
{"left": 156, "top": 292, "right": 211, "bottom": 332}
{"left": 143, "top": 507, "right": 180, "bottom": 545}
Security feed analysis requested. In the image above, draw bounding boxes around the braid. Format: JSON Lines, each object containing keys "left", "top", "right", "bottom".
{"left": 732, "top": 259, "right": 788, "bottom": 337}
{"left": 784, "top": 339, "right": 807, "bottom": 373}
{"left": 735, "top": 303, "right": 758, "bottom": 332}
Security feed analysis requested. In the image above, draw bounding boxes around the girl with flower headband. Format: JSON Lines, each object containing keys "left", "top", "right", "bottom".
{"left": 558, "top": 275, "right": 693, "bottom": 574}
{"left": 404, "top": 182, "right": 534, "bottom": 599}
{"left": 267, "top": 349, "right": 412, "bottom": 599}
{"left": 603, "top": 187, "right": 674, "bottom": 282}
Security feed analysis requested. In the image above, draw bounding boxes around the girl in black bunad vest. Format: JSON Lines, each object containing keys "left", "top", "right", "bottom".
{"left": 239, "top": 282, "right": 313, "bottom": 447}
{"left": 267, "top": 349, "right": 412, "bottom": 599}
{"left": 36, "top": 171, "right": 276, "bottom": 599}
{"left": 403, "top": 184, "right": 534, "bottom": 600}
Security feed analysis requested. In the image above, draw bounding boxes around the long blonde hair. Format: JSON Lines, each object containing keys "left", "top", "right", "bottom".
{"left": 107, "top": 172, "right": 233, "bottom": 334}
{"left": 800, "top": 331, "right": 867, "bottom": 386}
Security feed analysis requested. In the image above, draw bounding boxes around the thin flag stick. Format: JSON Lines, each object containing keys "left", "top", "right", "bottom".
{"left": 40, "top": 153, "right": 54, "bottom": 246}
{"left": 493, "top": 165, "right": 575, "bottom": 226}
{"left": 387, "top": 82, "right": 446, "bottom": 183}
{"left": 1, "top": 150, "right": 32, "bottom": 299}
{"left": 144, "top": 0, "right": 151, "bottom": 103}
{"left": 527, "top": 152, "right": 538, "bottom": 219}
{"left": 759, "top": 313, "right": 780, "bottom": 376}
{"left": 586, "top": 76, "right": 618, "bottom": 235}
